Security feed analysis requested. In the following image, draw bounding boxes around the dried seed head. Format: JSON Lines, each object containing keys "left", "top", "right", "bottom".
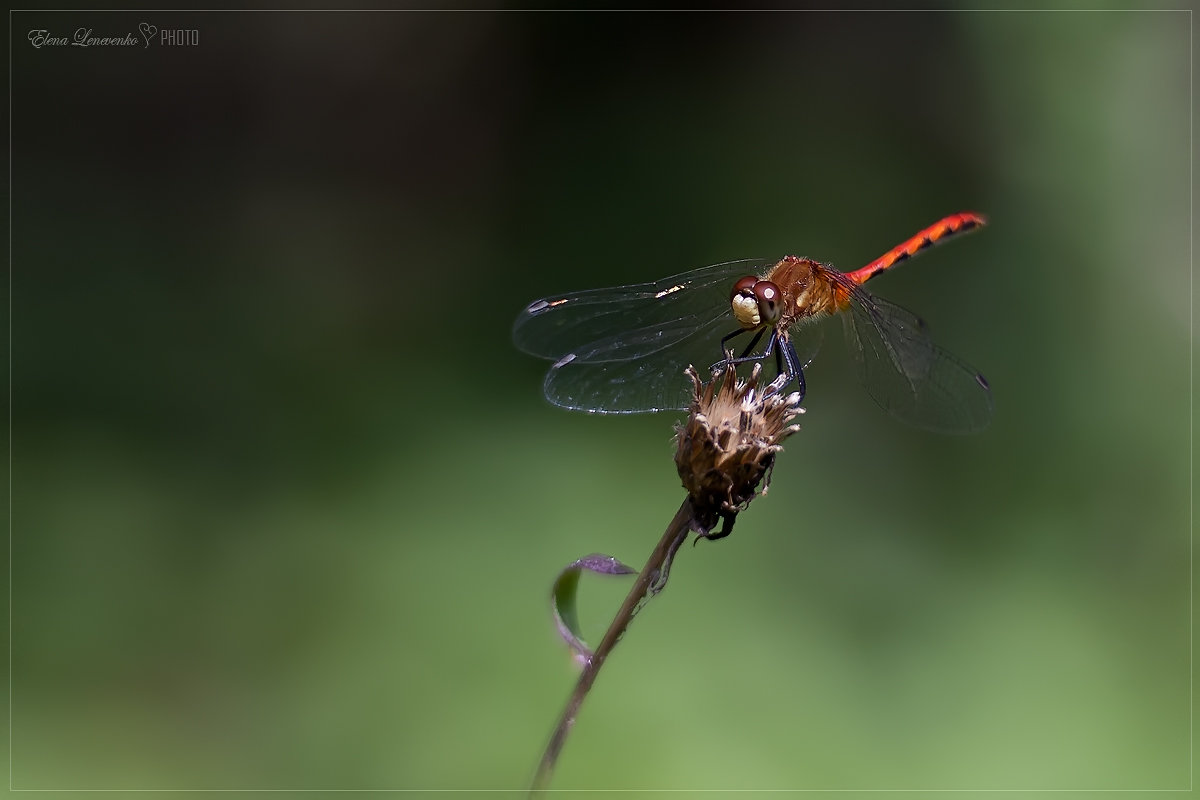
{"left": 674, "top": 362, "right": 803, "bottom": 540}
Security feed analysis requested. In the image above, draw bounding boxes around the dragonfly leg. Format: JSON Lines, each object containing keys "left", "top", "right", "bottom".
{"left": 711, "top": 328, "right": 776, "bottom": 372}
{"left": 719, "top": 327, "right": 750, "bottom": 357}
{"left": 736, "top": 328, "right": 766, "bottom": 359}
{"left": 780, "top": 336, "right": 806, "bottom": 404}
{"left": 720, "top": 327, "right": 766, "bottom": 361}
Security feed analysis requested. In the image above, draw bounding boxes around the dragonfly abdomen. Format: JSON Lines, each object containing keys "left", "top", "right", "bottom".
{"left": 844, "top": 212, "right": 986, "bottom": 286}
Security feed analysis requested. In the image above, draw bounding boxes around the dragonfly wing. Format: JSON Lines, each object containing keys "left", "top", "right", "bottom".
{"left": 786, "top": 322, "right": 824, "bottom": 370}
{"left": 543, "top": 309, "right": 741, "bottom": 413}
{"left": 513, "top": 259, "right": 773, "bottom": 361}
{"left": 841, "top": 287, "right": 993, "bottom": 434}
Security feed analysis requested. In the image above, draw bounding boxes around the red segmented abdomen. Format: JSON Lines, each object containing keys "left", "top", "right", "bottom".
{"left": 842, "top": 212, "right": 987, "bottom": 287}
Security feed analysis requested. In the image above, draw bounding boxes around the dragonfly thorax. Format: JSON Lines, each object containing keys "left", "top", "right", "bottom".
{"left": 729, "top": 276, "right": 783, "bottom": 330}
{"left": 765, "top": 256, "right": 845, "bottom": 325}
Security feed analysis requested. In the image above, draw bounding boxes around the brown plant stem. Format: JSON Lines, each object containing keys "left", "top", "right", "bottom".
{"left": 530, "top": 496, "right": 695, "bottom": 793}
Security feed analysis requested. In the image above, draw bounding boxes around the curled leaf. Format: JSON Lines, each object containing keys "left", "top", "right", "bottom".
{"left": 551, "top": 553, "right": 637, "bottom": 664}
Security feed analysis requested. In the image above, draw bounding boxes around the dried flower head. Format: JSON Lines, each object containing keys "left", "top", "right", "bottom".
{"left": 675, "top": 362, "right": 803, "bottom": 541}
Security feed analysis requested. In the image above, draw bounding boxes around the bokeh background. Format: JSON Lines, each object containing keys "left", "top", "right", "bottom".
{"left": 10, "top": 9, "right": 1191, "bottom": 794}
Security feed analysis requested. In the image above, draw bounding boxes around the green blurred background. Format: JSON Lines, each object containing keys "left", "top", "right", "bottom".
{"left": 10, "top": 9, "right": 1190, "bottom": 794}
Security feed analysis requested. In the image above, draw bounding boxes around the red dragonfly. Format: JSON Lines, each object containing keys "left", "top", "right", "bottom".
{"left": 513, "top": 213, "right": 992, "bottom": 433}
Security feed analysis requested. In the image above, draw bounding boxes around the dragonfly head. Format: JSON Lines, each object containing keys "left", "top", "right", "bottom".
{"left": 730, "top": 276, "right": 783, "bottom": 330}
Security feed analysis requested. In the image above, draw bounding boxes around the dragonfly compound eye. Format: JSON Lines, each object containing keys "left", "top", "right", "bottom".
{"left": 730, "top": 275, "right": 763, "bottom": 329}
{"left": 730, "top": 275, "right": 758, "bottom": 303}
{"left": 753, "top": 281, "right": 782, "bottom": 325}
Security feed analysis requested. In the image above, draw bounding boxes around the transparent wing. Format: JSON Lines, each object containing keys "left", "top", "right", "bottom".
{"left": 786, "top": 323, "right": 824, "bottom": 371}
{"left": 541, "top": 311, "right": 746, "bottom": 413}
{"left": 513, "top": 259, "right": 773, "bottom": 362}
{"left": 838, "top": 280, "right": 993, "bottom": 434}
{"left": 512, "top": 259, "right": 777, "bottom": 414}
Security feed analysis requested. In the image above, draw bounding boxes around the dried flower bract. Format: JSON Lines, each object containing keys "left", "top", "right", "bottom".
{"left": 675, "top": 362, "right": 803, "bottom": 541}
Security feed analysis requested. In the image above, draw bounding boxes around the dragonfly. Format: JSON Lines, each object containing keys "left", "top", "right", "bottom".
{"left": 513, "top": 212, "right": 993, "bottom": 434}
